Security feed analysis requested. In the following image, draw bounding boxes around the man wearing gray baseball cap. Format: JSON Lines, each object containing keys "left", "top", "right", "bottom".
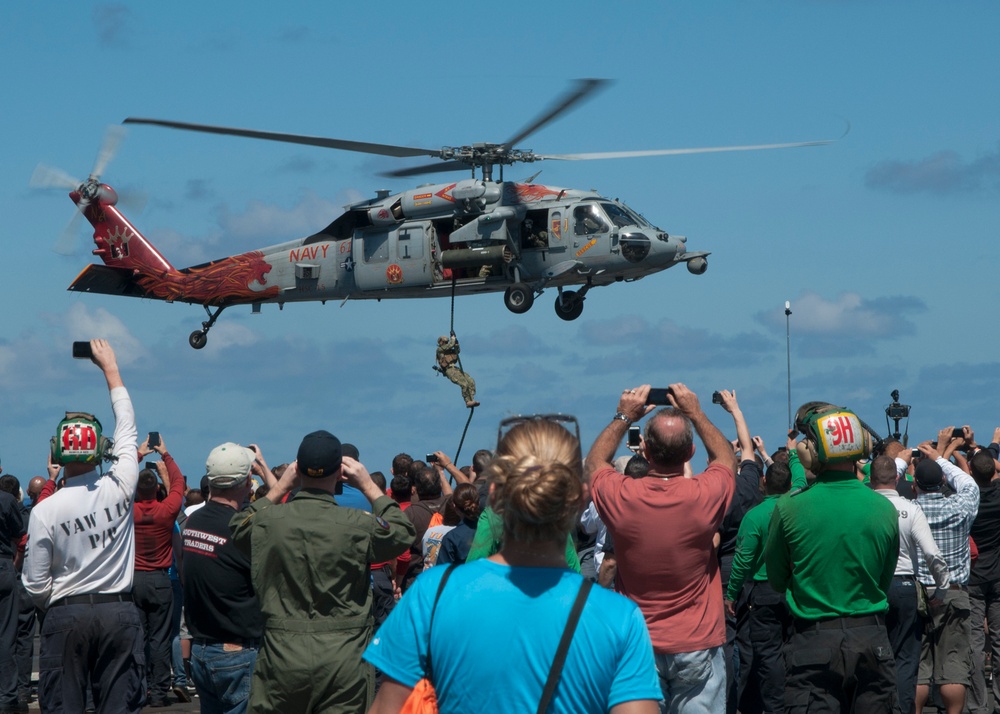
{"left": 183, "top": 442, "right": 264, "bottom": 714}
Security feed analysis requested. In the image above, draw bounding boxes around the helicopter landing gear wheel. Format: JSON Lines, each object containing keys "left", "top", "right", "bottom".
{"left": 504, "top": 283, "right": 534, "bottom": 314}
{"left": 554, "top": 290, "right": 584, "bottom": 321}
{"left": 188, "top": 304, "right": 227, "bottom": 349}
{"left": 189, "top": 331, "right": 208, "bottom": 350}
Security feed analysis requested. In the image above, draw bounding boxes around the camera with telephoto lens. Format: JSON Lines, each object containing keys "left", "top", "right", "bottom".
{"left": 885, "top": 390, "right": 910, "bottom": 420}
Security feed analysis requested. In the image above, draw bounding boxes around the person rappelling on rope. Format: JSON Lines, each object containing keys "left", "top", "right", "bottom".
{"left": 435, "top": 333, "right": 479, "bottom": 408}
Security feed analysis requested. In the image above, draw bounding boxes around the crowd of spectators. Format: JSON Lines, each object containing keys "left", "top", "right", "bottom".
{"left": 3, "top": 341, "right": 1000, "bottom": 713}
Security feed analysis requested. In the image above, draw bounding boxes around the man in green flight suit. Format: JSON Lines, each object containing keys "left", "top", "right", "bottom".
{"left": 230, "top": 430, "right": 415, "bottom": 713}
{"left": 764, "top": 403, "right": 901, "bottom": 713}
{"left": 435, "top": 334, "right": 479, "bottom": 408}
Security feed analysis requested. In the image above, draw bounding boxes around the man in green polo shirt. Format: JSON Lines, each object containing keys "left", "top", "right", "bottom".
{"left": 725, "top": 432, "right": 808, "bottom": 713}
{"left": 764, "top": 403, "right": 901, "bottom": 712}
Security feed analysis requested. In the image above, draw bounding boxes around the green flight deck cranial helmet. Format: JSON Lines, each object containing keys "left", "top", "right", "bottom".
{"left": 794, "top": 402, "right": 872, "bottom": 471}
{"left": 51, "top": 412, "right": 108, "bottom": 465}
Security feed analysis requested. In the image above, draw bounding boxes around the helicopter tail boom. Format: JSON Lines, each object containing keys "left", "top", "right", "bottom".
{"left": 71, "top": 184, "right": 175, "bottom": 275}
{"left": 67, "top": 183, "right": 182, "bottom": 301}
{"left": 68, "top": 183, "right": 282, "bottom": 308}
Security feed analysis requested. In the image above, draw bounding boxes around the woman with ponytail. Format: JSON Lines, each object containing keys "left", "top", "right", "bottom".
{"left": 436, "top": 483, "right": 481, "bottom": 565}
{"left": 365, "top": 417, "right": 660, "bottom": 714}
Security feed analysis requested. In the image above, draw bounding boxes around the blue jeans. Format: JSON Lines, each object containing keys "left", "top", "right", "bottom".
{"left": 190, "top": 641, "right": 257, "bottom": 714}
{"left": 653, "top": 646, "right": 726, "bottom": 714}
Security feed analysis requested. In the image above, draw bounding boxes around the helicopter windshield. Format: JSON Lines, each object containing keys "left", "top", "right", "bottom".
{"left": 573, "top": 204, "right": 610, "bottom": 236}
{"left": 601, "top": 202, "right": 648, "bottom": 228}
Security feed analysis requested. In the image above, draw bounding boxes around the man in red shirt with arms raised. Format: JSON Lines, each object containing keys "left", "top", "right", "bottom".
{"left": 133, "top": 435, "right": 186, "bottom": 708}
{"left": 588, "top": 383, "right": 737, "bottom": 713}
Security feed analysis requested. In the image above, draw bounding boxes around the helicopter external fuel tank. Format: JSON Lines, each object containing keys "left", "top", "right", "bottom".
{"left": 440, "top": 245, "right": 509, "bottom": 269}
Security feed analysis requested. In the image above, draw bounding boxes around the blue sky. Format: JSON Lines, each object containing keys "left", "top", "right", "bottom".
{"left": 2, "top": 2, "right": 998, "bottom": 490}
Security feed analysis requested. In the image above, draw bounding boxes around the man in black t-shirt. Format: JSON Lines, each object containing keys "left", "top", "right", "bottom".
{"left": 968, "top": 441, "right": 1000, "bottom": 714}
{"left": 182, "top": 442, "right": 264, "bottom": 713}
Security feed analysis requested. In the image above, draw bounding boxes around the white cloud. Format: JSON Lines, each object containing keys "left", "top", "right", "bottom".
{"left": 216, "top": 191, "right": 343, "bottom": 244}
{"left": 757, "top": 291, "right": 925, "bottom": 338}
{"left": 59, "top": 303, "right": 147, "bottom": 365}
{"left": 865, "top": 145, "right": 1000, "bottom": 195}
{"left": 195, "top": 322, "right": 261, "bottom": 356}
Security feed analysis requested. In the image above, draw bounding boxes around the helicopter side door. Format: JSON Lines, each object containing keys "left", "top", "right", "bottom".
{"left": 571, "top": 203, "right": 611, "bottom": 257}
{"left": 353, "top": 221, "right": 433, "bottom": 291}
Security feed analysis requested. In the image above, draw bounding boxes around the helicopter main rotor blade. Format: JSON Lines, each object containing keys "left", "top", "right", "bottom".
{"left": 124, "top": 117, "right": 442, "bottom": 159}
{"left": 502, "top": 78, "right": 611, "bottom": 151}
{"left": 536, "top": 137, "right": 839, "bottom": 162}
{"left": 380, "top": 160, "right": 475, "bottom": 178}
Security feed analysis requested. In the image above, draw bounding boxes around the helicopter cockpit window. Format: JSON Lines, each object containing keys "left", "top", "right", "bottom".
{"left": 600, "top": 203, "right": 637, "bottom": 229}
{"left": 364, "top": 232, "right": 389, "bottom": 263}
{"left": 620, "top": 232, "right": 651, "bottom": 263}
{"left": 573, "top": 204, "right": 609, "bottom": 236}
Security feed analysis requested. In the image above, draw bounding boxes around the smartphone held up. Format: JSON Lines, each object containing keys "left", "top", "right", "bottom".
{"left": 645, "top": 388, "right": 672, "bottom": 406}
{"left": 72, "top": 341, "right": 93, "bottom": 360}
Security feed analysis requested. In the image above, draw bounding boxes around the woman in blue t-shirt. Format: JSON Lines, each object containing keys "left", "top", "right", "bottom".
{"left": 436, "top": 483, "right": 481, "bottom": 566}
{"left": 365, "top": 417, "right": 661, "bottom": 714}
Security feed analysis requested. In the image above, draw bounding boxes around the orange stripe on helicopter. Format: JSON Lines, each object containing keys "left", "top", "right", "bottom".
{"left": 575, "top": 238, "right": 598, "bottom": 257}
{"left": 434, "top": 183, "right": 457, "bottom": 202}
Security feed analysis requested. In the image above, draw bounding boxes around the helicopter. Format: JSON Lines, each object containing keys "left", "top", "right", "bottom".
{"left": 39, "top": 80, "right": 839, "bottom": 349}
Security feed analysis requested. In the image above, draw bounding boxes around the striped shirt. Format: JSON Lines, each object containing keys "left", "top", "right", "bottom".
{"left": 913, "top": 458, "right": 979, "bottom": 587}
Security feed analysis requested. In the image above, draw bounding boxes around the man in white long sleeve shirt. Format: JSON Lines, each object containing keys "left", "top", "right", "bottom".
{"left": 871, "top": 453, "right": 949, "bottom": 714}
{"left": 23, "top": 340, "right": 143, "bottom": 713}
{"left": 580, "top": 455, "right": 631, "bottom": 580}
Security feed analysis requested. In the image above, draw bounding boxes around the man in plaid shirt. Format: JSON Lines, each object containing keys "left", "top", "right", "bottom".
{"left": 909, "top": 429, "right": 980, "bottom": 714}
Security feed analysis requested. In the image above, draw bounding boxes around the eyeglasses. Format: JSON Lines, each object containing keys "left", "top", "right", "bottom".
{"left": 497, "top": 413, "right": 582, "bottom": 451}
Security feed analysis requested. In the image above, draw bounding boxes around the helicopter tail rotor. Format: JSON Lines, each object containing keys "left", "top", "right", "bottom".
{"left": 30, "top": 126, "right": 130, "bottom": 255}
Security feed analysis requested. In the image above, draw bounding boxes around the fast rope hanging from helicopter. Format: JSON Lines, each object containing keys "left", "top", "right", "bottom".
{"left": 433, "top": 276, "right": 477, "bottom": 464}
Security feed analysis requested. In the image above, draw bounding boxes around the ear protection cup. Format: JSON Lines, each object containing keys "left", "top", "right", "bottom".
{"left": 796, "top": 440, "right": 820, "bottom": 471}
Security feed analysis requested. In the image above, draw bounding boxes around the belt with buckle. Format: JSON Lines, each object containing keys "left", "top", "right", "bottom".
{"left": 795, "top": 614, "right": 884, "bottom": 632}
{"left": 192, "top": 638, "right": 260, "bottom": 651}
{"left": 50, "top": 592, "right": 133, "bottom": 608}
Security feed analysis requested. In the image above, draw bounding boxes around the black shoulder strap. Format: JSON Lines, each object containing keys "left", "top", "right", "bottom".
{"left": 537, "top": 579, "right": 593, "bottom": 714}
{"left": 424, "top": 563, "right": 459, "bottom": 681}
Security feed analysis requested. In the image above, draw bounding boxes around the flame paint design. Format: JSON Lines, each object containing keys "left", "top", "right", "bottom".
{"left": 512, "top": 183, "right": 562, "bottom": 202}
{"left": 136, "top": 251, "right": 280, "bottom": 304}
